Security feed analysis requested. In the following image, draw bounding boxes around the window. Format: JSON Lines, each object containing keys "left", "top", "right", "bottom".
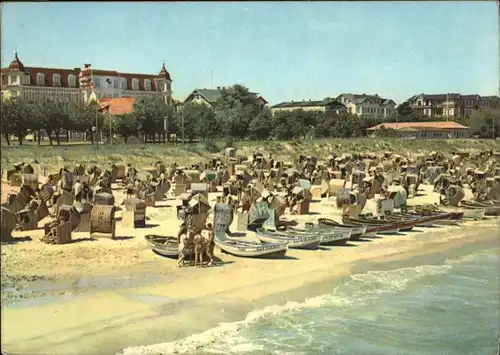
{"left": 113, "top": 79, "right": 119, "bottom": 89}
{"left": 121, "top": 78, "right": 127, "bottom": 89}
{"left": 53, "top": 73, "right": 61, "bottom": 87}
{"left": 132, "top": 78, "right": 139, "bottom": 90}
{"left": 68, "top": 74, "right": 76, "bottom": 87}
{"left": 144, "top": 79, "right": 151, "bottom": 91}
{"left": 37, "top": 73, "right": 45, "bottom": 86}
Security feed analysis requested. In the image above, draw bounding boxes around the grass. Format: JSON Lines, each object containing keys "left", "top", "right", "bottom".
{"left": 2, "top": 138, "right": 499, "bottom": 174}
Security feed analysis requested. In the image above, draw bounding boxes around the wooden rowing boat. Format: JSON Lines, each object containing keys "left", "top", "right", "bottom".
{"left": 342, "top": 216, "right": 403, "bottom": 235}
{"left": 317, "top": 218, "right": 367, "bottom": 240}
{"left": 144, "top": 234, "right": 191, "bottom": 258}
{"left": 391, "top": 211, "right": 453, "bottom": 227}
{"left": 288, "top": 225, "right": 352, "bottom": 245}
{"left": 255, "top": 228, "right": 322, "bottom": 250}
{"left": 214, "top": 233, "right": 288, "bottom": 258}
{"left": 460, "top": 200, "right": 500, "bottom": 216}
{"left": 459, "top": 207, "right": 486, "bottom": 220}
{"left": 337, "top": 219, "right": 378, "bottom": 237}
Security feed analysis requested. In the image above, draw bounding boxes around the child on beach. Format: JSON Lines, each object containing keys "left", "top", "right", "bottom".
{"left": 204, "top": 223, "right": 215, "bottom": 266}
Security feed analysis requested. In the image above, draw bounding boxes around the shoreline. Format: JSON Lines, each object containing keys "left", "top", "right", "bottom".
{"left": 2, "top": 221, "right": 498, "bottom": 355}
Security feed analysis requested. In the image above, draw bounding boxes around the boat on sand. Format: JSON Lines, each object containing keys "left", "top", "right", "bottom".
{"left": 316, "top": 218, "right": 367, "bottom": 240}
{"left": 145, "top": 234, "right": 188, "bottom": 258}
{"left": 214, "top": 232, "right": 288, "bottom": 258}
{"left": 255, "top": 228, "right": 322, "bottom": 250}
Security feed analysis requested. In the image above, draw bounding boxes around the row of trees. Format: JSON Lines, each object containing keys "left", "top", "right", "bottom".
{"left": 1, "top": 96, "right": 177, "bottom": 146}
{"left": 2, "top": 99, "right": 101, "bottom": 145}
{"left": 1, "top": 84, "right": 498, "bottom": 146}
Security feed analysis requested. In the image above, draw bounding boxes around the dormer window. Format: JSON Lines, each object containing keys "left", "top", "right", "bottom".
{"left": 37, "top": 73, "right": 45, "bottom": 86}
{"left": 144, "top": 79, "right": 151, "bottom": 91}
{"left": 132, "top": 78, "right": 139, "bottom": 90}
{"left": 53, "top": 73, "right": 61, "bottom": 87}
{"left": 154, "top": 79, "right": 162, "bottom": 91}
{"left": 68, "top": 74, "right": 76, "bottom": 88}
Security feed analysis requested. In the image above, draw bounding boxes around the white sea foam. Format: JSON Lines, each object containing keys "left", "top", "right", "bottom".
{"left": 119, "top": 263, "right": 454, "bottom": 355}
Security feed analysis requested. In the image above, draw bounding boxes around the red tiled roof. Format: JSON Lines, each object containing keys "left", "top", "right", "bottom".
{"left": 99, "top": 97, "right": 136, "bottom": 115}
{"left": 1, "top": 54, "right": 172, "bottom": 91}
{"left": 366, "top": 121, "right": 469, "bottom": 131}
{"left": 20, "top": 66, "right": 81, "bottom": 88}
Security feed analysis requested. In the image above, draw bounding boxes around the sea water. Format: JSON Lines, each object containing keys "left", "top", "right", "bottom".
{"left": 121, "top": 248, "right": 500, "bottom": 355}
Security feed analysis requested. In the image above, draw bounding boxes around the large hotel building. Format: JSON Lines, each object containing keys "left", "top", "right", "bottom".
{"left": 1, "top": 53, "right": 174, "bottom": 107}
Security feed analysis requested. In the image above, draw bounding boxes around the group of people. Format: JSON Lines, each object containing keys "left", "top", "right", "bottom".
{"left": 177, "top": 222, "right": 215, "bottom": 267}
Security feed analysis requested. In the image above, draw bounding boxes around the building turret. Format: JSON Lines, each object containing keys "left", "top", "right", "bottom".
{"left": 8, "top": 52, "right": 25, "bottom": 71}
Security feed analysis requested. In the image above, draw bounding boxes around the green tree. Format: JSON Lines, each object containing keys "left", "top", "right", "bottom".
{"left": 465, "top": 108, "right": 500, "bottom": 139}
{"left": 248, "top": 107, "right": 273, "bottom": 140}
{"left": 1, "top": 98, "right": 37, "bottom": 146}
{"left": 178, "top": 102, "right": 218, "bottom": 141}
{"left": 396, "top": 101, "right": 413, "bottom": 118}
{"left": 314, "top": 111, "right": 336, "bottom": 138}
{"left": 271, "top": 111, "right": 295, "bottom": 140}
{"left": 133, "top": 96, "right": 173, "bottom": 143}
{"left": 215, "top": 84, "right": 261, "bottom": 140}
{"left": 38, "top": 99, "right": 71, "bottom": 145}
{"left": 114, "top": 113, "right": 139, "bottom": 143}
{"left": 194, "top": 104, "right": 218, "bottom": 140}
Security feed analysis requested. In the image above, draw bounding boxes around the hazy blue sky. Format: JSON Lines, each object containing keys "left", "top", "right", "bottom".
{"left": 2, "top": 2, "right": 498, "bottom": 104}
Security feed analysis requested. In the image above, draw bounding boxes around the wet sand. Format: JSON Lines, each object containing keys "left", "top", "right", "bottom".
{"left": 1, "top": 185, "right": 499, "bottom": 355}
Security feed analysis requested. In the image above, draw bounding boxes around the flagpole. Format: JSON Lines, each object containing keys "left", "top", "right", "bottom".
{"left": 109, "top": 112, "right": 112, "bottom": 144}
{"left": 89, "top": 65, "right": 99, "bottom": 149}
{"left": 496, "top": 0, "right": 500, "bottom": 139}
{"left": 95, "top": 110, "right": 99, "bottom": 150}
{"left": 182, "top": 108, "right": 185, "bottom": 145}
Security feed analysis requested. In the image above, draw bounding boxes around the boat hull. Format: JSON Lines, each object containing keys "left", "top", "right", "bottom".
{"left": 319, "top": 229, "right": 352, "bottom": 246}
{"left": 461, "top": 208, "right": 485, "bottom": 220}
{"left": 461, "top": 201, "right": 500, "bottom": 215}
{"left": 343, "top": 218, "right": 403, "bottom": 235}
{"left": 214, "top": 236, "right": 288, "bottom": 258}
{"left": 377, "top": 227, "right": 401, "bottom": 235}
{"left": 256, "top": 229, "right": 322, "bottom": 250}
{"left": 317, "top": 218, "right": 366, "bottom": 240}
{"left": 145, "top": 235, "right": 190, "bottom": 258}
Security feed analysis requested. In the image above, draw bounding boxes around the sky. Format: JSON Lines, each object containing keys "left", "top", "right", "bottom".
{"left": 2, "top": 1, "right": 498, "bottom": 105}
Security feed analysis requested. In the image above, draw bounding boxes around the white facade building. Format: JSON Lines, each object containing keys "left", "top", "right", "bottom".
{"left": 1, "top": 53, "right": 173, "bottom": 106}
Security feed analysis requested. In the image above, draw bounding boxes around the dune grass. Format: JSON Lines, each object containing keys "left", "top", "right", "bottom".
{"left": 1, "top": 138, "right": 499, "bottom": 174}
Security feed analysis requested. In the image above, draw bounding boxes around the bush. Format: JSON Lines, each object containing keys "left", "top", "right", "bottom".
{"left": 203, "top": 139, "right": 219, "bottom": 153}
{"left": 223, "top": 136, "right": 234, "bottom": 149}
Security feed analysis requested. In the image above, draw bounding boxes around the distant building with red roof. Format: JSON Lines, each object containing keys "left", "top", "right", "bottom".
{"left": 98, "top": 97, "right": 136, "bottom": 115}
{"left": 1, "top": 53, "right": 174, "bottom": 106}
{"left": 366, "top": 121, "right": 470, "bottom": 139}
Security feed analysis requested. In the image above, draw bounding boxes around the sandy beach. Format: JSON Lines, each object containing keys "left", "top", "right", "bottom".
{"left": 1, "top": 185, "right": 499, "bottom": 355}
